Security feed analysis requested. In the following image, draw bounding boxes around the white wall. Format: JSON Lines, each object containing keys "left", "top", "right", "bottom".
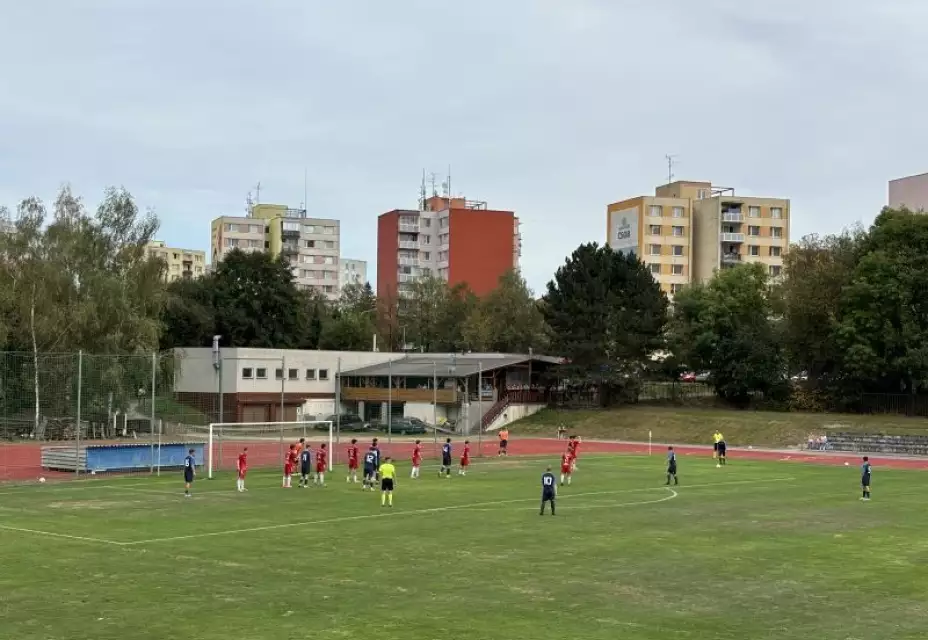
{"left": 404, "top": 402, "right": 445, "bottom": 423}
{"left": 486, "top": 403, "right": 545, "bottom": 431}
{"left": 174, "top": 348, "right": 402, "bottom": 395}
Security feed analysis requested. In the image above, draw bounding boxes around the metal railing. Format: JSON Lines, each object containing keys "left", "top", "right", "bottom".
{"left": 720, "top": 232, "right": 745, "bottom": 243}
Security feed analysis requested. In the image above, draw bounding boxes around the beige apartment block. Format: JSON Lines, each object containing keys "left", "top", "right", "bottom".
{"left": 607, "top": 181, "right": 790, "bottom": 296}
{"left": 147, "top": 241, "right": 206, "bottom": 282}
{"left": 211, "top": 204, "right": 341, "bottom": 301}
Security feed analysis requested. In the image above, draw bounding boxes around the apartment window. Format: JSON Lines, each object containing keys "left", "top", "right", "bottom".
{"left": 422, "top": 236, "right": 431, "bottom": 244}
{"left": 422, "top": 218, "right": 431, "bottom": 227}
{"left": 303, "top": 240, "right": 315, "bottom": 248}
{"left": 250, "top": 224, "right": 263, "bottom": 234}
{"left": 697, "top": 189, "right": 709, "bottom": 199}
{"left": 749, "top": 206, "right": 761, "bottom": 218}
{"left": 275, "top": 368, "right": 284, "bottom": 380}
{"left": 748, "top": 226, "right": 761, "bottom": 236}
{"left": 670, "top": 283, "right": 682, "bottom": 294}
{"left": 672, "top": 207, "right": 684, "bottom": 218}
{"left": 225, "top": 238, "right": 240, "bottom": 248}
{"left": 282, "top": 221, "right": 300, "bottom": 232}
{"left": 649, "top": 244, "right": 661, "bottom": 256}
{"left": 224, "top": 223, "right": 237, "bottom": 232}
{"left": 650, "top": 263, "right": 661, "bottom": 275}
{"left": 324, "top": 241, "right": 336, "bottom": 249}
{"left": 672, "top": 245, "right": 684, "bottom": 257}
{"left": 247, "top": 239, "right": 262, "bottom": 248}
{"left": 324, "top": 256, "right": 335, "bottom": 265}
{"left": 672, "top": 226, "right": 684, "bottom": 237}
{"left": 649, "top": 225, "right": 662, "bottom": 235}
{"left": 672, "top": 264, "right": 684, "bottom": 276}
{"left": 749, "top": 245, "right": 760, "bottom": 256}
{"left": 323, "top": 226, "right": 336, "bottom": 235}
{"left": 649, "top": 205, "right": 662, "bottom": 217}
{"left": 771, "top": 227, "right": 783, "bottom": 239}
{"left": 423, "top": 252, "right": 431, "bottom": 260}
{"left": 771, "top": 207, "right": 783, "bottom": 219}
{"left": 769, "top": 246, "right": 782, "bottom": 257}
{"left": 439, "top": 217, "right": 450, "bottom": 228}
{"left": 256, "top": 368, "right": 267, "bottom": 379}
{"left": 319, "top": 369, "right": 329, "bottom": 381}
{"left": 242, "top": 367, "right": 254, "bottom": 379}
{"left": 769, "top": 265, "right": 782, "bottom": 277}
{"left": 303, "top": 225, "right": 316, "bottom": 234}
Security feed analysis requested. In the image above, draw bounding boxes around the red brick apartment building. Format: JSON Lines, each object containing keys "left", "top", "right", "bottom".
{"left": 377, "top": 195, "right": 521, "bottom": 298}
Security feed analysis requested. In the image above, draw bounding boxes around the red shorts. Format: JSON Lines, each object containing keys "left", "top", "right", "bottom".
{"left": 284, "top": 463, "right": 293, "bottom": 475}
{"left": 237, "top": 469, "right": 247, "bottom": 479}
{"left": 561, "top": 463, "right": 571, "bottom": 474}
{"left": 412, "top": 458, "right": 421, "bottom": 467}
{"left": 460, "top": 457, "right": 470, "bottom": 467}
{"left": 348, "top": 460, "right": 358, "bottom": 470}
{"left": 315, "top": 463, "right": 326, "bottom": 473}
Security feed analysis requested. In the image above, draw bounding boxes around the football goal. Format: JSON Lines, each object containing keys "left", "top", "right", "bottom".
{"left": 202, "top": 421, "right": 334, "bottom": 479}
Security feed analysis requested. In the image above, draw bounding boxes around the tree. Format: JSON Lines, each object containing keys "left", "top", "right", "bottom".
{"left": 544, "top": 244, "right": 667, "bottom": 402}
{"left": 833, "top": 209, "right": 928, "bottom": 396}
{"left": 318, "top": 283, "right": 378, "bottom": 351}
{"left": 670, "top": 263, "right": 786, "bottom": 404}
{"left": 397, "top": 276, "right": 453, "bottom": 352}
{"left": 211, "top": 249, "right": 310, "bottom": 348}
{"left": 780, "top": 229, "right": 865, "bottom": 380}
{"left": 160, "top": 278, "right": 216, "bottom": 349}
{"left": 464, "top": 270, "right": 550, "bottom": 353}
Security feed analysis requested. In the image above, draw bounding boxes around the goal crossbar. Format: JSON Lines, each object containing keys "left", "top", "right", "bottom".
{"left": 205, "top": 421, "right": 334, "bottom": 479}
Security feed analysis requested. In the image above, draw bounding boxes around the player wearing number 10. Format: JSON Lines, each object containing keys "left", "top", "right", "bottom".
{"left": 540, "top": 466, "right": 556, "bottom": 515}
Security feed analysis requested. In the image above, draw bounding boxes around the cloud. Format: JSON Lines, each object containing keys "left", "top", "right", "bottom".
{"left": 1, "top": 0, "right": 927, "bottom": 292}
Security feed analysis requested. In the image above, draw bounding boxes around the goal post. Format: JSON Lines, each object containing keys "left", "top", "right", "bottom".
{"left": 203, "top": 421, "right": 334, "bottom": 479}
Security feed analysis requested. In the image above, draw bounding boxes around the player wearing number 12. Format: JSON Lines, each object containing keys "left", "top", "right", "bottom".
{"left": 540, "top": 466, "right": 556, "bottom": 515}
{"left": 379, "top": 457, "right": 397, "bottom": 507}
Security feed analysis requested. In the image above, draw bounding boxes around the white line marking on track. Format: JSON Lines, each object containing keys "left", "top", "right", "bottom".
{"left": 120, "top": 476, "right": 794, "bottom": 546}
{"left": 0, "top": 524, "right": 123, "bottom": 546}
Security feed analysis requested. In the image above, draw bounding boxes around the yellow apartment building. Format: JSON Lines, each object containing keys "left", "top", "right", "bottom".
{"left": 147, "top": 241, "right": 206, "bottom": 282}
{"left": 607, "top": 181, "right": 789, "bottom": 296}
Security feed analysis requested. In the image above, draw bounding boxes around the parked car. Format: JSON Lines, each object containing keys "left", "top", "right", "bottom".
{"left": 370, "top": 417, "right": 429, "bottom": 435}
{"left": 679, "top": 371, "right": 696, "bottom": 382}
{"left": 319, "top": 414, "right": 370, "bottom": 432}
{"left": 694, "top": 371, "right": 710, "bottom": 383}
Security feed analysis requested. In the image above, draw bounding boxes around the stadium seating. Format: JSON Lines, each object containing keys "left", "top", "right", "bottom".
{"left": 826, "top": 432, "right": 928, "bottom": 455}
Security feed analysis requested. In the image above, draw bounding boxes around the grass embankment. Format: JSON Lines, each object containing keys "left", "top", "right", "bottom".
{"left": 514, "top": 406, "right": 928, "bottom": 448}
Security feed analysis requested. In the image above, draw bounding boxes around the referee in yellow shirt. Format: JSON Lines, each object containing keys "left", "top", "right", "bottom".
{"left": 379, "top": 457, "right": 397, "bottom": 507}
{"left": 713, "top": 431, "right": 723, "bottom": 460}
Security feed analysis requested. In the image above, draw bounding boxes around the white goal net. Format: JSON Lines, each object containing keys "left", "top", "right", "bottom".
{"left": 201, "top": 421, "right": 333, "bottom": 479}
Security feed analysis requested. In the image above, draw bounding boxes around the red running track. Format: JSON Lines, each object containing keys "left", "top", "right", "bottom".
{"left": 2, "top": 437, "right": 926, "bottom": 482}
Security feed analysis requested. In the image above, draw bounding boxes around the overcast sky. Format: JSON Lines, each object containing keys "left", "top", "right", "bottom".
{"left": 2, "top": 0, "right": 927, "bottom": 293}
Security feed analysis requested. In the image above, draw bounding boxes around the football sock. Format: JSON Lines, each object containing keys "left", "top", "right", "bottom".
{"left": 388, "top": 493, "right": 393, "bottom": 506}
{"left": 319, "top": 473, "right": 324, "bottom": 485}
{"left": 666, "top": 474, "right": 671, "bottom": 485}
{"left": 550, "top": 500, "right": 556, "bottom": 515}
{"left": 381, "top": 493, "right": 386, "bottom": 506}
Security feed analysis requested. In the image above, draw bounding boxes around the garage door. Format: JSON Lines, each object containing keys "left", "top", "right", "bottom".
{"left": 242, "top": 404, "right": 268, "bottom": 423}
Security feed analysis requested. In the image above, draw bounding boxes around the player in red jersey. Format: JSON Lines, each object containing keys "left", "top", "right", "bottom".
{"left": 560, "top": 452, "right": 572, "bottom": 486}
{"left": 346, "top": 438, "right": 360, "bottom": 484}
{"left": 570, "top": 436, "right": 581, "bottom": 471}
{"left": 411, "top": 439, "right": 423, "bottom": 479}
{"left": 283, "top": 444, "right": 297, "bottom": 488}
{"left": 315, "top": 443, "right": 328, "bottom": 486}
{"left": 236, "top": 447, "right": 248, "bottom": 492}
{"left": 458, "top": 440, "right": 471, "bottom": 476}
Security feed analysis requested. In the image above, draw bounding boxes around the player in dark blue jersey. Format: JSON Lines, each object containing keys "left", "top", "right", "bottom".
{"left": 540, "top": 466, "right": 557, "bottom": 515}
{"left": 362, "top": 447, "right": 378, "bottom": 491}
{"left": 299, "top": 445, "right": 312, "bottom": 488}
{"left": 666, "top": 446, "right": 678, "bottom": 486}
{"left": 183, "top": 449, "right": 195, "bottom": 498}
{"left": 439, "top": 438, "right": 452, "bottom": 478}
{"left": 371, "top": 438, "right": 382, "bottom": 480}
{"left": 861, "top": 456, "right": 872, "bottom": 501}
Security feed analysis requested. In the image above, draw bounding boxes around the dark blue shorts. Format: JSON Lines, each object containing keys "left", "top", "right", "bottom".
{"left": 364, "top": 465, "right": 375, "bottom": 476}
{"left": 301, "top": 465, "right": 310, "bottom": 475}
{"left": 184, "top": 470, "right": 194, "bottom": 483}
{"left": 542, "top": 489, "right": 555, "bottom": 501}
{"left": 442, "top": 456, "right": 452, "bottom": 467}
{"left": 862, "top": 475, "right": 871, "bottom": 486}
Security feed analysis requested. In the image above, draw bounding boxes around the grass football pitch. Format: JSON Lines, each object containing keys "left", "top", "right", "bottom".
{"left": 0, "top": 454, "right": 926, "bottom": 640}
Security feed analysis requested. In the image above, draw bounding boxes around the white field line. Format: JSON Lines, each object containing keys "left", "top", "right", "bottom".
{"left": 464, "top": 487, "right": 680, "bottom": 512}
{"left": 119, "top": 476, "right": 795, "bottom": 546}
{"left": 0, "top": 524, "right": 123, "bottom": 546}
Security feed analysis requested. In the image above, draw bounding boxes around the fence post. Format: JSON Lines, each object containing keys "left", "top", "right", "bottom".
{"left": 280, "top": 356, "right": 286, "bottom": 467}
{"left": 150, "top": 352, "right": 157, "bottom": 474}
{"left": 387, "top": 358, "right": 392, "bottom": 444}
{"left": 75, "top": 351, "right": 83, "bottom": 477}
{"left": 477, "top": 361, "right": 483, "bottom": 455}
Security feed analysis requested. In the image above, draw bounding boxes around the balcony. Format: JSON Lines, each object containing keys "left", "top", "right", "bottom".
{"left": 398, "top": 257, "right": 420, "bottom": 267}
{"left": 721, "top": 252, "right": 742, "bottom": 264}
{"left": 398, "top": 273, "right": 419, "bottom": 283}
{"left": 341, "top": 386, "right": 458, "bottom": 404}
{"left": 720, "top": 233, "right": 745, "bottom": 243}
{"left": 721, "top": 212, "right": 743, "bottom": 223}
{"left": 398, "top": 222, "right": 419, "bottom": 233}
{"left": 398, "top": 240, "right": 418, "bottom": 250}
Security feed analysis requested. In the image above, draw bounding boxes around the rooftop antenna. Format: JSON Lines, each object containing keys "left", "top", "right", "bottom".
{"left": 665, "top": 155, "right": 678, "bottom": 184}
{"left": 245, "top": 190, "right": 254, "bottom": 216}
{"left": 429, "top": 172, "right": 439, "bottom": 197}
{"left": 255, "top": 182, "right": 262, "bottom": 204}
{"left": 419, "top": 169, "right": 427, "bottom": 210}
{"left": 303, "top": 168, "right": 308, "bottom": 212}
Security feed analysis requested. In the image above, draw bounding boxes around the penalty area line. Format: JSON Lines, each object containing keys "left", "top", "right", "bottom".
{"left": 121, "top": 476, "right": 795, "bottom": 546}
{"left": 0, "top": 524, "right": 125, "bottom": 546}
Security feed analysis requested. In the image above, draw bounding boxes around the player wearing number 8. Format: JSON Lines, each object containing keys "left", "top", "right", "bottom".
{"left": 540, "top": 466, "right": 556, "bottom": 516}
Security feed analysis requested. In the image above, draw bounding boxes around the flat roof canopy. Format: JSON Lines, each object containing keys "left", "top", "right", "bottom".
{"left": 340, "top": 354, "right": 561, "bottom": 379}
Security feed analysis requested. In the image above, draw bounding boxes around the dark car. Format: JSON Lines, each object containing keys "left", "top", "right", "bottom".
{"left": 319, "top": 414, "right": 370, "bottom": 432}
{"left": 371, "top": 417, "right": 429, "bottom": 435}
